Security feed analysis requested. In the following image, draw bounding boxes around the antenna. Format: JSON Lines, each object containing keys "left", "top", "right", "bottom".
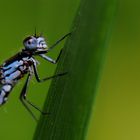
{"left": 34, "top": 28, "right": 37, "bottom": 37}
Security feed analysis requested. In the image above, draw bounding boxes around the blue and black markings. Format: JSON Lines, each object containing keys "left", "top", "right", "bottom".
{"left": 0, "top": 33, "right": 71, "bottom": 121}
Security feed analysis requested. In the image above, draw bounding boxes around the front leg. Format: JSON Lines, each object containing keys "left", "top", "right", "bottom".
{"left": 39, "top": 49, "right": 62, "bottom": 64}
{"left": 33, "top": 62, "right": 67, "bottom": 83}
{"left": 48, "top": 32, "right": 71, "bottom": 51}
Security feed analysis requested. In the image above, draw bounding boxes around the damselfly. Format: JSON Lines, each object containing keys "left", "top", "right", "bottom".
{"left": 0, "top": 32, "right": 70, "bottom": 121}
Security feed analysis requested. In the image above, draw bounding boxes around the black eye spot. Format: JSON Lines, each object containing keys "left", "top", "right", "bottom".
{"left": 28, "top": 40, "right": 31, "bottom": 44}
{"left": 23, "top": 36, "right": 32, "bottom": 44}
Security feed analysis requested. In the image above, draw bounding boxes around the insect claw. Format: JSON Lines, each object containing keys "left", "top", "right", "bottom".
{"left": 42, "top": 111, "right": 50, "bottom": 115}
{"left": 58, "top": 72, "right": 68, "bottom": 76}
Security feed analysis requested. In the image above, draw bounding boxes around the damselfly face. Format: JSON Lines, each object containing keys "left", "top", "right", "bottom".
{"left": 23, "top": 36, "right": 47, "bottom": 51}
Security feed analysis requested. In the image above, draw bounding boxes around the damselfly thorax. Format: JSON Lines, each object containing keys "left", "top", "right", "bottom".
{"left": 0, "top": 33, "right": 70, "bottom": 121}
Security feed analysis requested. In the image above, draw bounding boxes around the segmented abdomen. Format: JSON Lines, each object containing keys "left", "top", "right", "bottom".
{"left": 0, "top": 84, "right": 12, "bottom": 105}
{"left": 0, "top": 57, "right": 32, "bottom": 105}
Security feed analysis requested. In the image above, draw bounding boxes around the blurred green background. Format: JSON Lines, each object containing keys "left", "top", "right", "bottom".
{"left": 0, "top": 0, "right": 139, "bottom": 140}
{"left": 87, "top": 0, "right": 140, "bottom": 140}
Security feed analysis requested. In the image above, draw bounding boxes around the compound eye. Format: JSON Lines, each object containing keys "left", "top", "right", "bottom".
{"left": 27, "top": 40, "right": 32, "bottom": 45}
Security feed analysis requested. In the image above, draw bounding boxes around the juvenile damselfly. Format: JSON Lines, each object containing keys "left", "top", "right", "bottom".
{"left": 0, "top": 32, "right": 70, "bottom": 121}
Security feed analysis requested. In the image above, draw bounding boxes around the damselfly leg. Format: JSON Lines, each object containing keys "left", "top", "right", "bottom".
{"left": 33, "top": 63, "right": 67, "bottom": 82}
{"left": 20, "top": 65, "right": 67, "bottom": 121}
{"left": 48, "top": 32, "right": 71, "bottom": 51}
{"left": 20, "top": 73, "right": 51, "bottom": 121}
{"left": 39, "top": 49, "right": 63, "bottom": 64}
{"left": 20, "top": 74, "right": 38, "bottom": 121}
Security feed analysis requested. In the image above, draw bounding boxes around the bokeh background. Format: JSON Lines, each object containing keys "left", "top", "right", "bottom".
{"left": 0, "top": 0, "right": 139, "bottom": 140}
{"left": 87, "top": 0, "right": 140, "bottom": 140}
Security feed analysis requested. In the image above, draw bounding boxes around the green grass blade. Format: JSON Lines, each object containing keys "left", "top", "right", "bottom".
{"left": 34, "top": 0, "right": 116, "bottom": 139}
